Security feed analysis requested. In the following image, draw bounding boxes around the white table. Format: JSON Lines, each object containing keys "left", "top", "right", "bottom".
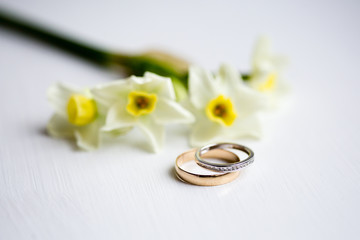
{"left": 1, "top": 0, "right": 359, "bottom": 239}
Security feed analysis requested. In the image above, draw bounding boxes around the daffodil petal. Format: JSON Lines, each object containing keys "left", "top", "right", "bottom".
{"left": 217, "top": 64, "right": 244, "bottom": 92}
{"left": 138, "top": 116, "right": 164, "bottom": 153}
{"left": 47, "top": 83, "right": 81, "bottom": 118}
{"left": 253, "top": 36, "right": 288, "bottom": 74}
{"left": 189, "top": 116, "right": 222, "bottom": 147}
{"left": 188, "top": 66, "right": 218, "bottom": 109}
{"left": 152, "top": 98, "right": 194, "bottom": 124}
{"left": 275, "top": 75, "right": 290, "bottom": 96}
{"left": 91, "top": 79, "right": 132, "bottom": 108}
{"left": 103, "top": 127, "right": 133, "bottom": 138}
{"left": 232, "top": 85, "right": 267, "bottom": 118}
{"left": 102, "top": 99, "right": 136, "bottom": 131}
{"left": 47, "top": 114, "right": 75, "bottom": 138}
{"left": 74, "top": 119, "right": 103, "bottom": 151}
{"left": 226, "top": 114, "right": 263, "bottom": 139}
{"left": 253, "top": 36, "right": 272, "bottom": 72}
{"left": 143, "top": 72, "right": 176, "bottom": 100}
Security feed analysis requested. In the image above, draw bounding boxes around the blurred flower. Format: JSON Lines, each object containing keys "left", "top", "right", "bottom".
{"left": 47, "top": 83, "right": 124, "bottom": 150}
{"left": 187, "top": 64, "right": 266, "bottom": 147}
{"left": 247, "top": 36, "right": 288, "bottom": 107}
{"left": 91, "top": 73, "right": 194, "bottom": 152}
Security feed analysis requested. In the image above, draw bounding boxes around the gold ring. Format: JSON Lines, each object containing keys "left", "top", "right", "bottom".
{"left": 175, "top": 148, "right": 240, "bottom": 186}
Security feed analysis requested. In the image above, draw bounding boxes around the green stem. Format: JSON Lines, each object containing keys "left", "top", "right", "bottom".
{"left": 0, "top": 8, "right": 248, "bottom": 93}
{"left": 242, "top": 73, "right": 251, "bottom": 81}
{"left": 0, "top": 9, "right": 112, "bottom": 66}
{"left": 0, "top": 9, "right": 190, "bottom": 88}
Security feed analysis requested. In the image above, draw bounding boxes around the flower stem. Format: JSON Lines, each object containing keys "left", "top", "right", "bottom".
{"left": 0, "top": 9, "right": 189, "bottom": 89}
{"left": 0, "top": 9, "right": 249, "bottom": 94}
{"left": 0, "top": 9, "right": 112, "bottom": 66}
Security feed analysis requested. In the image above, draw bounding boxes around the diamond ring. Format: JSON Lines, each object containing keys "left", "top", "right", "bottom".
{"left": 195, "top": 143, "right": 254, "bottom": 173}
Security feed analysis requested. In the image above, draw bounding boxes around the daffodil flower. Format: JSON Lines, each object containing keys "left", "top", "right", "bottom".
{"left": 91, "top": 72, "right": 194, "bottom": 152}
{"left": 187, "top": 64, "right": 266, "bottom": 147}
{"left": 247, "top": 36, "right": 288, "bottom": 107}
{"left": 47, "top": 83, "right": 117, "bottom": 150}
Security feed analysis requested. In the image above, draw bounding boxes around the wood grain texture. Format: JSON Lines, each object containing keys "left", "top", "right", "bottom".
{"left": 1, "top": 0, "right": 360, "bottom": 239}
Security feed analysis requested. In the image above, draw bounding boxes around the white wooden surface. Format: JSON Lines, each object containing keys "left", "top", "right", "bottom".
{"left": 1, "top": 0, "right": 359, "bottom": 239}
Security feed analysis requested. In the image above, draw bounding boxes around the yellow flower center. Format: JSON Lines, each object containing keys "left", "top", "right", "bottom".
{"left": 206, "top": 95, "right": 237, "bottom": 126}
{"left": 67, "top": 94, "right": 97, "bottom": 126}
{"left": 258, "top": 73, "right": 276, "bottom": 92}
{"left": 126, "top": 91, "right": 157, "bottom": 116}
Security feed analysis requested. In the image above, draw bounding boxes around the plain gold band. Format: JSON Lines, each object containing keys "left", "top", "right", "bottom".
{"left": 175, "top": 149, "right": 240, "bottom": 186}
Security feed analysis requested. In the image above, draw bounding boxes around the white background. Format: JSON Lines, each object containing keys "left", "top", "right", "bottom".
{"left": 1, "top": 0, "right": 360, "bottom": 239}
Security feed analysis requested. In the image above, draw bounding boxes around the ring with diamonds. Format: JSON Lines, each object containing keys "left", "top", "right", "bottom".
{"left": 175, "top": 148, "right": 241, "bottom": 186}
{"left": 195, "top": 143, "right": 254, "bottom": 173}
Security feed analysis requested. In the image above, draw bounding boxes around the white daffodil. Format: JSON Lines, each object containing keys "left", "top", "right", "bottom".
{"left": 187, "top": 64, "right": 266, "bottom": 147}
{"left": 247, "top": 36, "right": 288, "bottom": 107}
{"left": 47, "top": 83, "right": 126, "bottom": 150}
{"left": 91, "top": 72, "right": 194, "bottom": 153}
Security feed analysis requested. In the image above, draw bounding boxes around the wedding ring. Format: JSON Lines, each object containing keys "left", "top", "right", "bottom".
{"left": 195, "top": 143, "right": 254, "bottom": 173}
{"left": 175, "top": 149, "right": 241, "bottom": 186}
